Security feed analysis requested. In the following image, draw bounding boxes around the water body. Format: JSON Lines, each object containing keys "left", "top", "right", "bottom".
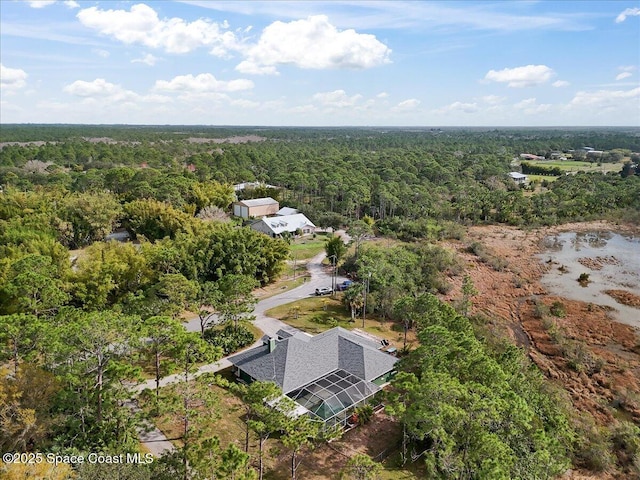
{"left": 538, "top": 231, "right": 640, "bottom": 328}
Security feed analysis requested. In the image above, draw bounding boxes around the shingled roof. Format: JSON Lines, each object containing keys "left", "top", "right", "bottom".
{"left": 229, "top": 327, "right": 397, "bottom": 394}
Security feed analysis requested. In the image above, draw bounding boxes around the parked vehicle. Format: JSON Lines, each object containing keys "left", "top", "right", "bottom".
{"left": 336, "top": 280, "right": 353, "bottom": 291}
{"left": 315, "top": 287, "right": 333, "bottom": 296}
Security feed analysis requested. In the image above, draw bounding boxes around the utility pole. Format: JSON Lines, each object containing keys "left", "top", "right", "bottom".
{"left": 328, "top": 255, "right": 337, "bottom": 296}
{"left": 293, "top": 255, "right": 297, "bottom": 279}
{"left": 362, "top": 272, "right": 371, "bottom": 328}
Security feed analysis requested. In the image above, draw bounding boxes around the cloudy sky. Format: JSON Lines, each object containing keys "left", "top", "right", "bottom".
{"left": 1, "top": 0, "right": 639, "bottom": 126}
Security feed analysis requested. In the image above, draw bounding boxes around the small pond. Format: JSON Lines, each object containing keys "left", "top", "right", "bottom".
{"left": 538, "top": 231, "right": 640, "bottom": 328}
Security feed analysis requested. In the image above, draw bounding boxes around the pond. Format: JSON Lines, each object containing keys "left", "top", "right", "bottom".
{"left": 538, "top": 231, "right": 640, "bottom": 328}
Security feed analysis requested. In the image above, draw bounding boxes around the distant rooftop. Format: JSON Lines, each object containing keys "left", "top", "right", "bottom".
{"left": 236, "top": 197, "right": 279, "bottom": 207}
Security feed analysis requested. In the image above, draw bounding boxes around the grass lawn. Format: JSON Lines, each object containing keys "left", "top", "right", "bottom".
{"left": 289, "top": 235, "right": 328, "bottom": 260}
{"left": 265, "top": 296, "right": 415, "bottom": 349}
{"left": 254, "top": 275, "right": 308, "bottom": 300}
{"left": 526, "top": 174, "right": 559, "bottom": 183}
{"left": 523, "top": 160, "right": 624, "bottom": 173}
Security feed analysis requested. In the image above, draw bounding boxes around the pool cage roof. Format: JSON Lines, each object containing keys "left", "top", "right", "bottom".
{"left": 287, "top": 369, "right": 381, "bottom": 422}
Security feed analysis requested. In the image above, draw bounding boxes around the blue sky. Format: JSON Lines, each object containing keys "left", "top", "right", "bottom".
{"left": 1, "top": 0, "right": 639, "bottom": 126}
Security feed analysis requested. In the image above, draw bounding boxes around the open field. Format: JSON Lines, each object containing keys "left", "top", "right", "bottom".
{"left": 520, "top": 159, "right": 624, "bottom": 174}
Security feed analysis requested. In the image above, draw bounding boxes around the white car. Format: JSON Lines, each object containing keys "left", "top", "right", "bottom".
{"left": 315, "top": 287, "right": 333, "bottom": 296}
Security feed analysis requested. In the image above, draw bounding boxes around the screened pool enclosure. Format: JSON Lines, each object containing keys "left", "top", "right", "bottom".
{"left": 287, "top": 369, "right": 381, "bottom": 429}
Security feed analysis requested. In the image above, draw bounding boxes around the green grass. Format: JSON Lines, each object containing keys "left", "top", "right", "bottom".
{"left": 254, "top": 275, "right": 308, "bottom": 300}
{"left": 265, "top": 296, "right": 353, "bottom": 333}
{"left": 523, "top": 160, "right": 623, "bottom": 173}
{"left": 265, "top": 296, "right": 407, "bottom": 347}
{"left": 289, "top": 235, "right": 328, "bottom": 260}
{"left": 526, "top": 174, "right": 559, "bottom": 183}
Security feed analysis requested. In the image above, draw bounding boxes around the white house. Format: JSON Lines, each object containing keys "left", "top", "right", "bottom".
{"left": 233, "top": 182, "right": 278, "bottom": 191}
{"left": 509, "top": 172, "right": 528, "bottom": 184}
{"left": 251, "top": 213, "right": 316, "bottom": 237}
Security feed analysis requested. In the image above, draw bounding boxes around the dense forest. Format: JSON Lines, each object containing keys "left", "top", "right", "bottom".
{"left": 1, "top": 125, "right": 639, "bottom": 479}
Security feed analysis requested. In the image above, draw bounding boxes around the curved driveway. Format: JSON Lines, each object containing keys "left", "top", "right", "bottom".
{"left": 134, "top": 233, "right": 349, "bottom": 456}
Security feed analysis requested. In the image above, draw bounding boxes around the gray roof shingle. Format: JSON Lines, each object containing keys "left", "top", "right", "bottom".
{"left": 229, "top": 327, "right": 397, "bottom": 394}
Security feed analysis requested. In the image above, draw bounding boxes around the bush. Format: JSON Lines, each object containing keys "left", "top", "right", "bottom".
{"left": 354, "top": 404, "right": 374, "bottom": 425}
{"left": 550, "top": 301, "right": 566, "bottom": 318}
{"left": 203, "top": 323, "right": 255, "bottom": 355}
{"left": 533, "top": 299, "right": 550, "bottom": 319}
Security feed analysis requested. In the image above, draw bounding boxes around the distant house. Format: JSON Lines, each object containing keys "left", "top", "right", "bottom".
{"left": 519, "top": 153, "right": 544, "bottom": 160}
{"left": 250, "top": 213, "right": 316, "bottom": 237}
{"left": 233, "top": 197, "right": 279, "bottom": 219}
{"left": 509, "top": 172, "right": 528, "bottom": 184}
{"left": 276, "top": 206, "right": 299, "bottom": 216}
{"left": 586, "top": 150, "right": 604, "bottom": 158}
{"left": 229, "top": 327, "right": 398, "bottom": 430}
{"left": 233, "top": 182, "right": 278, "bottom": 191}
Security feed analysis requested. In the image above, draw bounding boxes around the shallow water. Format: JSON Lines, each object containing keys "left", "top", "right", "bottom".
{"left": 538, "top": 231, "right": 640, "bottom": 328}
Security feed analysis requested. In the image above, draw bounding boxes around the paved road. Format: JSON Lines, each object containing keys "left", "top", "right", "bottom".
{"left": 133, "top": 231, "right": 350, "bottom": 456}
{"left": 183, "top": 249, "right": 348, "bottom": 335}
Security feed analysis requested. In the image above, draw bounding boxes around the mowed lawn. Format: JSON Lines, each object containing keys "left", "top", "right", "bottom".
{"left": 265, "top": 296, "right": 412, "bottom": 349}
{"left": 289, "top": 234, "right": 329, "bottom": 260}
{"left": 523, "top": 160, "right": 624, "bottom": 173}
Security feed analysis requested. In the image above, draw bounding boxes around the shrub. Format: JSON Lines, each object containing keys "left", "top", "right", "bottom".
{"left": 203, "top": 323, "right": 255, "bottom": 355}
{"left": 550, "top": 301, "right": 566, "bottom": 318}
{"left": 354, "top": 404, "right": 374, "bottom": 425}
{"left": 578, "top": 273, "right": 590, "bottom": 286}
{"left": 533, "top": 299, "right": 550, "bottom": 319}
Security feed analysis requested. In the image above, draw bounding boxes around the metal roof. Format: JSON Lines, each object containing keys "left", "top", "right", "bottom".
{"left": 237, "top": 197, "right": 279, "bottom": 207}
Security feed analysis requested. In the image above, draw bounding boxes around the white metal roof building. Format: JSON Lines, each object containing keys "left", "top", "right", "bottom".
{"left": 509, "top": 172, "right": 528, "bottom": 183}
{"left": 250, "top": 213, "right": 316, "bottom": 237}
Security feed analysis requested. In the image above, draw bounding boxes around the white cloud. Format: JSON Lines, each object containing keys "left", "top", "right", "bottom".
{"left": 64, "top": 78, "right": 126, "bottom": 97}
{"left": 394, "top": 98, "right": 421, "bottom": 111}
{"left": 376, "top": 92, "right": 389, "bottom": 99}
{"left": 619, "top": 65, "right": 637, "bottom": 72}
{"left": 312, "top": 89, "right": 363, "bottom": 108}
{"left": 236, "top": 15, "right": 391, "bottom": 75}
{"left": 485, "top": 64, "right": 554, "bottom": 87}
{"left": 234, "top": 61, "right": 279, "bottom": 76}
{"left": 435, "top": 101, "right": 478, "bottom": 114}
{"left": 615, "top": 7, "right": 640, "bottom": 23}
{"left": 132, "top": 53, "right": 159, "bottom": 66}
{"left": 153, "top": 73, "right": 254, "bottom": 93}
{"left": 552, "top": 80, "right": 570, "bottom": 87}
{"left": 570, "top": 87, "right": 640, "bottom": 108}
{"left": 76, "top": 3, "right": 238, "bottom": 55}
{"left": 64, "top": 0, "right": 79, "bottom": 8}
{"left": 616, "top": 72, "right": 632, "bottom": 81}
{"left": 514, "top": 97, "right": 552, "bottom": 114}
{"left": 0, "top": 64, "right": 28, "bottom": 89}
{"left": 481, "top": 95, "right": 505, "bottom": 104}
{"left": 25, "top": 1, "right": 56, "bottom": 8}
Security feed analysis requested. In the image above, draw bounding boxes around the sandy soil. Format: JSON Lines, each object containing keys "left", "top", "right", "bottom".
{"left": 442, "top": 222, "right": 640, "bottom": 430}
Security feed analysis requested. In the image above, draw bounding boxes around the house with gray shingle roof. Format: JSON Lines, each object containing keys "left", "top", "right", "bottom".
{"left": 229, "top": 327, "right": 397, "bottom": 430}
